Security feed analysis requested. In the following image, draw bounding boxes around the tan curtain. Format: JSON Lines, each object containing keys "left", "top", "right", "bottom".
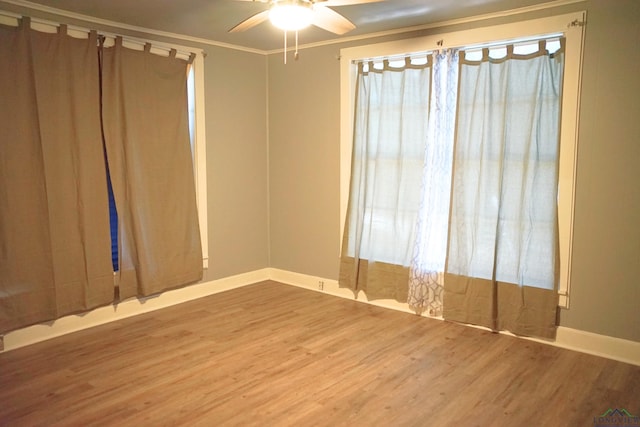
{"left": 444, "top": 42, "right": 564, "bottom": 339}
{"left": 0, "top": 20, "right": 114, "bottom": 333}
{"left": 101, "top": 38, "right": 202, "bottom": 298}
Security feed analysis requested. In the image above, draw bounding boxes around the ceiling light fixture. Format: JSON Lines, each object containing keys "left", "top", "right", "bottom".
{"left": 269, "top": 3, "right": 313, "bottom": 32}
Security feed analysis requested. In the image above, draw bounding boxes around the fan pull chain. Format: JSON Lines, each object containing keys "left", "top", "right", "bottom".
{"left": 284, "top": 30, "right": 287, "bottom": 64}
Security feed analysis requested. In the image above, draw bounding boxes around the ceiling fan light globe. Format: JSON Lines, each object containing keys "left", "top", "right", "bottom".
{"left": 269, "top": 4, "right": 314, "bottom": 31}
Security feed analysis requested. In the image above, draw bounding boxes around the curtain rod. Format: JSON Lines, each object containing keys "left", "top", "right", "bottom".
{"left": 0, "top": 9, "right": 204, "bottom": 60}
{"left": 352, "top": 32, "right": 564, "bottom": 65}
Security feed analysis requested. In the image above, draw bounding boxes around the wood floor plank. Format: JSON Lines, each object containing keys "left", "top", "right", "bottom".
{"left": 1, "top": 281, "right": 638, "bottom": 426}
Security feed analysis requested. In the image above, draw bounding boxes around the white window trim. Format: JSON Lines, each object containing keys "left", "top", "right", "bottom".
{"left": 0, "top": 11, "right": 210, "bottom": 270}
{"left": 339, "top": 11, "right": 586, "bottom": 308}
{"left": 191, "top": 53, "right": 209, "bottom": 270}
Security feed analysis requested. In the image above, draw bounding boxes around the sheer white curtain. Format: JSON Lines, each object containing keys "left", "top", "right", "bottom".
{"left": 445, "top": 41, "right": 564, "bottom": 338}
{"left": 407, "top": 50, "right": 458, "bottom": 316}
{"left": 340, "top": 58, "right": 432, "bottom": 301}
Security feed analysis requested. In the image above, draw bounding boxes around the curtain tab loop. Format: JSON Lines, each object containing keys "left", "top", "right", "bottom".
{"left": 169, "top": 48, "right": 177, "bottom": 58}
{"left": 115, "top": 36, "right": 123, "bottom": 47}
{"left": 58, "top": 24, "right": 68, "bottom": 35}
{"left": 144, "top": 43, "right": 152, "bottom": 53}
{"left": 539, "top": 39, "right": 547, "bottom": 54}
{"left": 506, "top": 44, "right": 514, "bottom": 58}
{"left": 19, "top": 16, "right": 31, "bottom": 30}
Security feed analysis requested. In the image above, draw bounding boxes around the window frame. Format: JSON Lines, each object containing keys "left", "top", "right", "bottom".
{"left": 340, "top": 12, "right": 586, "bottom": 308}
{"left": 190, "top": 52, "right": 209, "bottom": 270}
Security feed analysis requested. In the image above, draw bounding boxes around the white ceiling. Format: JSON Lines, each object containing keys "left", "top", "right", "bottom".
{"left": 13, "top": 0, "right": 562, "bottom": 52}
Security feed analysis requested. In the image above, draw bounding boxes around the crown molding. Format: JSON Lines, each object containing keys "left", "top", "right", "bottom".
{"left": 0, "top": 0, "right": 586, "bottom": 56}
{"left": 0, "top": 0, "right": 266, "bottom": 55}
{"left": 268, "top": 0, "right": 586, "bottom": 54}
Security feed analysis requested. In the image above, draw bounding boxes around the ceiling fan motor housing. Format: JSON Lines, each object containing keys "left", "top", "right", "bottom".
{"left": 269, "top": 1, "right": 314, "bottom": 31}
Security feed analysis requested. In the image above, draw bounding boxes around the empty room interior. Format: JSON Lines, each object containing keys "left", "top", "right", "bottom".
{"left": 1, "top": 0, "right": 639, "bottom": 425}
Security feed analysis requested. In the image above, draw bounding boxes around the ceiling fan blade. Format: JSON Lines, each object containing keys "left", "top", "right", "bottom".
{"left": 229, "top": 10, "right": 270, "bottom": 33}
{"left": 320, "top": 0, "right": 384, "bottom": 6}
{"left": 312, "top": 6, "right": 355, "bottom": 35}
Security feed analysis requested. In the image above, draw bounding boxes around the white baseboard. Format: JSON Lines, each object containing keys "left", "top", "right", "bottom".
{"left": 268, "top": 268, "right": 640, "bottom": 366}
{"left": 268, "top": 268, "right": 424, "bottom": 316}
{"left": 4, "top": 267, "right": 639, "bottom": 367}
{"left": 551, "top": 327, "right": 640, "bottom": 366}
{"left": 2, "top": 269, "right": 270, "bottom": 352}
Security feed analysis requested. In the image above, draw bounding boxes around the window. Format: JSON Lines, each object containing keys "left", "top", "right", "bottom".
{"left": 340, "top": 12, "right": 586, "bottom": 307}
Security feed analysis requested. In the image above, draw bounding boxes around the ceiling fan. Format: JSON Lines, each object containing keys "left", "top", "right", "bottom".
{"left": 229, "top": 0, "right": 384, "bottom": 62}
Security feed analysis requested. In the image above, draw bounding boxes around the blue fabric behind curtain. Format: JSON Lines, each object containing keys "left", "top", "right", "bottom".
{"left": 106, "top": 167, "right": 119, "bottom": 272}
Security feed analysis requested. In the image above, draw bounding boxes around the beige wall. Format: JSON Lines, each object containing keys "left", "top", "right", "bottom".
{"left": 202, "top": 47, "right": 269, "bottom": 281}
{"left": 268, "top": 47, "right": 342, "bottom": 279}
{"left": 267, "top": 0, "right": 640, "bottom": 342}
{"left": 558, "top": 0, "right": 640, "bottom": 342}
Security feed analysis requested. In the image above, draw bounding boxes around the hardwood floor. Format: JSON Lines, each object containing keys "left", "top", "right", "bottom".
{"left": 1, "top": 281, "right": 638, "bottom": 426}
